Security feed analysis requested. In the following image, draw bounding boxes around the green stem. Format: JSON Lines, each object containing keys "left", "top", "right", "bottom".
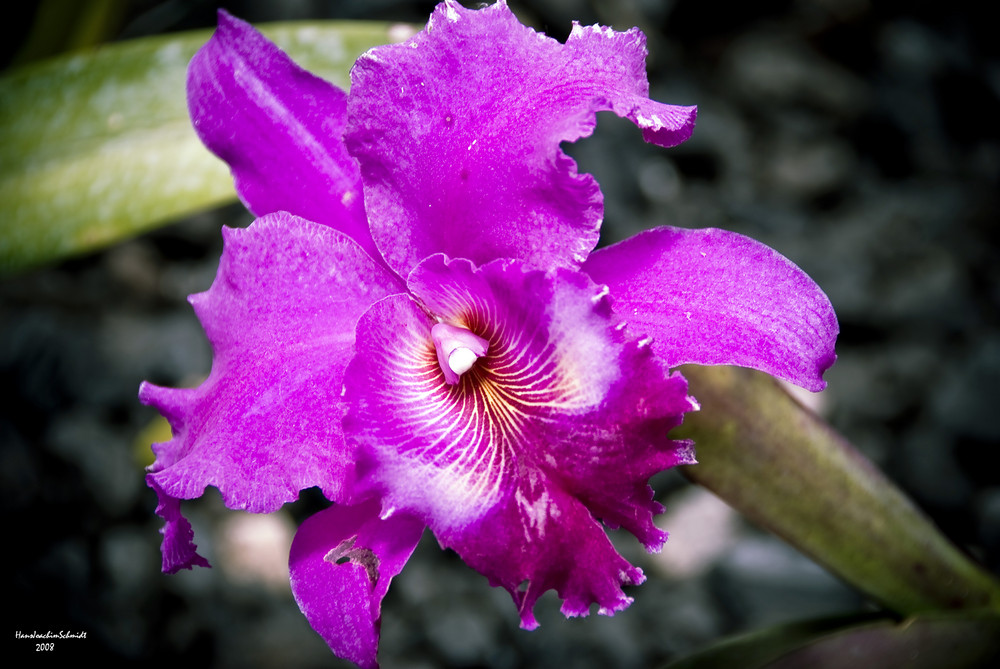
{"left": 675, "top": 364, "right": 1000, "bottom": 615}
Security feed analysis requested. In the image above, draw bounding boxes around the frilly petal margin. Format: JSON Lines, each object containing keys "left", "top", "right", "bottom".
{"left": 148, "top": 476, "right": 210, "bottom": 573}
{"left": 141, "top": 212, "right": 400, "bottom": 520}
{"left": 344, "top": 256, "right": 697, "bottom": 628}
{"left": 289, "top": 500, "right": 424, "bottom": 669}
{"left": 583, "top": 226, "right": 839, "bottom": 392}
{"left": 187, "top": 11, "right": 384, "bottom": 264}
{"left": 346, "top": 0, "right": 696, "bottom": 278}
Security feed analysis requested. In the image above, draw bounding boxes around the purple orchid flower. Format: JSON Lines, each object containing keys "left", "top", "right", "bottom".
{"left": 140, "top": 2, "right": 838, "bottom": 667}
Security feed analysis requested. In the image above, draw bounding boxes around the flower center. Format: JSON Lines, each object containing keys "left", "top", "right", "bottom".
{"left": 431, "top": 322, "right": 489, "bottom": 384}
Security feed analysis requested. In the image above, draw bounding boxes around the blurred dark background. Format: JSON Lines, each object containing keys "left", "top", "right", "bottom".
{"left": 3, "top": 0, "right": 999, "bottom": 666}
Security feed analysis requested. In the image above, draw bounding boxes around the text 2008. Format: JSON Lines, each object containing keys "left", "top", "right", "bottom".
{"left": 36, "top": 643, "right": 54, "bottom": 651}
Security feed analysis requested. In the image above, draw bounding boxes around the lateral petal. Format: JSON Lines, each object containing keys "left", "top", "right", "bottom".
{"left": 584, "top": 226, "right": 839, "bottom": 391}
{"left": 187, "top": 11, "right": 380, "bottom": 261}
{"left": 346, "top": 0, "right": 697, "bottom": 277}
{"left": 344, "top": 257, "right": 696, "bottom": 627}
{"left": 289, "top": 500, "right": 424, "bottom": 669}
{"left": 141, "top": 212, "right": 400, "bottom": 517}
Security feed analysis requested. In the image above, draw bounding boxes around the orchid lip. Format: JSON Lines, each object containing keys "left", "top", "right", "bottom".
{"left": 430, "top": 322, "right": 489, "bottom": 384}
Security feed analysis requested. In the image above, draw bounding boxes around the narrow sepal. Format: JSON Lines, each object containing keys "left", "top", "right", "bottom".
{"left": 147, "top": 475, "right": 210, "bottom": 574}
{"left": 188, "top": 10, "right": 380, "bottom": 260}
{"left": 584, "top": 226, "right": 838, "bottom": 391}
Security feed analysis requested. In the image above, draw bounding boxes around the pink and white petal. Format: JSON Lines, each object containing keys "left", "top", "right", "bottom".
{"left": 289, "top": 500, "right": 424, "bottom": 669}
{"left": 532, "top": 341, "right": 697, "bottom": 551}
{"left": 583, "top": 227, "right": 839, "bottom": 392}
{"left": 141, "top": 212, "right": 400, "bottom": 516}
{"left": 148, "top": 476, "right": 210, "bottom": 573}
{"left": 346, "top": 0, "right": 697, "bottom": 277}
{"left": 342, "top": 293, "right": 492, "bottom": 526}
{"left": 345, "top": 257, "right": 697, "bottom": 626}
{"left": 454, "top": 479, "right": 646, "bottom": 630}
{"left": 188, "top": 11, "right": 381, "bottom": 262}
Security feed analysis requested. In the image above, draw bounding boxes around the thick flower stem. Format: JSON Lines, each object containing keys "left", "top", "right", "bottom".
{"left": 675, "top": 364, "right": 1000, "bottom": 616}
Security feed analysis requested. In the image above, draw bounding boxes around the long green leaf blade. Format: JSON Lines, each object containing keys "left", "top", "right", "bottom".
{"left": 664, "top": 611, "right": 1000, "bottom": 669}
{"left": 676, "top": 365, "right": 1000, "bottom": 616}
{"left": 0, "top": 21, "right": 414, "bottom": 274}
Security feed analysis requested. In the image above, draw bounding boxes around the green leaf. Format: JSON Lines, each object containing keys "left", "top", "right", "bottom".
{"left": 0, "top": 20, "right": 416, "bottom": 275}
{"left": 675, "top": 365, "right": 1000, "bottom": 616}
{"left": 663, "top": 613, "right": 881, "bottom": 669}
{"left": 10, "top": 0, "right": 130, "bottom": 67}
{"left": 664, "top": 611, "right": 1000, "bottom": 669}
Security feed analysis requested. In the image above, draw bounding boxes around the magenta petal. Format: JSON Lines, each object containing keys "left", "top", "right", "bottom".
{"left": 289, "top": 500, "right": 423, "bottom": 669}
{"left": 583, "top": 226, "right": 839, "bottom": 391}
{"left": 140, "top": 212, "right": 400, "bottom": 516}
{"left": 457, "top": 482, "right": 643, "bottom": 630}
{"left": 187, "top": 11, "right": 381, "bottom": 262}
{"left": 345, "top": 256, "right": 697, "bottom": 627}
{"left": 148, "top": 476, "right": 210, "bottom": 573}
{"left": 447, "top": 336, "right": 697, "bottom": 628}
{"left": 347, "top": 0, "right": 697, "bottom": 277}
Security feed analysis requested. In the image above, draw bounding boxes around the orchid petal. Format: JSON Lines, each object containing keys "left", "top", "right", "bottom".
{"left": 187, "top": 10, "right": 381, "bottom": 262}
{"left": 141, "top": 212, "right": 400, "bottom": 520}
{"left": 289, "top": 500, "right": 424, "bottom": 669}
{"left": 344, "top": 256, "right": 696, "bottom": 627}
{"left": 147, "top": 475, "right": 210, "bottom": 573}
{"left": 583, "top": 227, "right": 838, "bottom": 391}
{"left": 346, "top": 0, "right": 697, "bottom": 277}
